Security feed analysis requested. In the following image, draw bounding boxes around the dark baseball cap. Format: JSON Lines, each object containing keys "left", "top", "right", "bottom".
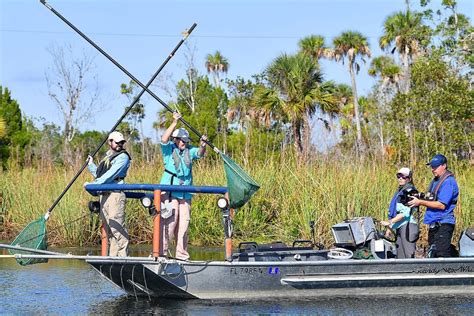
{"left": 426, "top": 154, "right": 447, "bottom": 168}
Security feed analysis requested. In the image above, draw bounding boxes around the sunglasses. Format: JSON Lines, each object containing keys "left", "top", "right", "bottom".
{"left": 110, "top": 140, "right": 125, "bottom": 145}
{"left": 396, "top": 174, "right": 409, "bottom": 180}
{"left": 175, "top": 137, "right": 188, "bottom": 143}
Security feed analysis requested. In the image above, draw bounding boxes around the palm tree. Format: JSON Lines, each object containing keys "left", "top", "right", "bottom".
{"left": 332, "top": 31, "right": 371, "bottom": 155}
{"left": 368, "top": 56, "right": 402, "bottom": 157}
{"left": 368, "top": 56, "right": 401, "bottom": 86}
{"left": 298, "top": 35, "right": 333, "bottom": 61}
{"left": 252, "top": 84, "right": 285, "bottom": 130}
{"left": 380, "top": 11, "right": 430, "bottom": 163}
{"left": 263, "top": 53, "right": 337, "bottom": 156}
{"left": 379, "top": 10, "right": 431, "bottom": 93}
{"left": 205, "top": 51, "right": 229, "bottom": 88}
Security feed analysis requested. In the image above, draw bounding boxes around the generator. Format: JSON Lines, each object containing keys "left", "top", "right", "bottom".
{"left": 331, "top": 217, "right": 376, "bottom": 247}
{"left": 459, "top": 228, "right": 474, "bottom": 257}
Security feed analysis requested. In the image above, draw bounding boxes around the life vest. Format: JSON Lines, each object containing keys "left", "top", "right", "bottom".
{"left": 164, "top": 146, "right": 192, "bottom": 185}
{"left": 389, "top": 183, "right": 415, "bottom": 219}
{"left": 172, "top": 147, "right": 191, "bottom": 171}
{"left": 96, "top": 149, "right": 131, "bottom": 180}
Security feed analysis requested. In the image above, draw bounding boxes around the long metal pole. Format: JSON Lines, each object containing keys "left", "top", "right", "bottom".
{"left": 40, "top": 0, "right": 196, "bottom": 216}
{"left": 40, "top": 0, "right": 216, "bottom": 152}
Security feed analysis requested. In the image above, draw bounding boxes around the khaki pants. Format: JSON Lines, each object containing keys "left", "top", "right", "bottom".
{"left": 161, "top": 195, "right": 191, "bottom": 260}
{"left": 100, "top": 192, "right": 129, "bottom": 257}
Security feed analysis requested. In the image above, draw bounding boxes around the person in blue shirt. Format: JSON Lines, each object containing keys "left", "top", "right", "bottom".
{"left": 85, "top": 131, "right": 131, "bottom": 257}
{"left": 381, "top": 167, "right": 419, "bottom": 258}
{"left": 409, "top": 154, "right": 459, "bottom": 257}
{"left": 160, "top": 112, "right": 207, "bottom": 260}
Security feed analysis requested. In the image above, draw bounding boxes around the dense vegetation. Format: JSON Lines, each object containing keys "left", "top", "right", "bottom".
{"left": 1, "top": 157, "right": 472, "bottom": 247}
{"left": 0, "top": 1, "right": 472, "bottom": 248}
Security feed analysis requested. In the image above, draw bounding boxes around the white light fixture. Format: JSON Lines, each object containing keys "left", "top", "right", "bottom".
{"left": 140, "top": 196, "right": 152, "bottom": 208}
{"left": 217, "top": 197, "right": 229, "bottom": 210}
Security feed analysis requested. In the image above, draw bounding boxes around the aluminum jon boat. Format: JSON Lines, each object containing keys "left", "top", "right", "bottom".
{"left": 7, "top": 183, "right": 474, "bottom": 300}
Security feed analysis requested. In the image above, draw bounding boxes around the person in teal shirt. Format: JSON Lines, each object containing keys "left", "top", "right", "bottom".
{"left": 160, "top": 112, "right": 207, "bottom": 260}
{"left": 381, "top": 167, "right": 419, "bottom": 258}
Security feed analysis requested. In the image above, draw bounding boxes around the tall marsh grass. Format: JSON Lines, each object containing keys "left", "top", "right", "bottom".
{"left": 0, "top": 154, "right": 472, "bottom": 249}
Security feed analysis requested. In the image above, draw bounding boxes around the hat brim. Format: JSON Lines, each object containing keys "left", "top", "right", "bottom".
{"left": 110, "top": 138, "right": 126, "bottom": 143}
{"left": 174, "top": 137, "right": 190, "bottom": 143}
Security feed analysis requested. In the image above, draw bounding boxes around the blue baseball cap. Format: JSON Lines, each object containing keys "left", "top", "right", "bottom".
{"left": 426, "top": 154, "right": 447, "bottom": 168}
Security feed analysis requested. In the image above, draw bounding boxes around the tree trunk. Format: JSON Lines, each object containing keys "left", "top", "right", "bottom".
{"left": 302, "top": 113, "right": 311, "bottom": 162}
{"left": 377, "top": 84, "right": 385, "bottom": 158}
{"left": 293, "top": 120, "right": 303, "bottom": 162}
{"left": 187, "top": 69, "right": 196, "bottom": 112}
{"left": 401, "top": 49, "right": 410, "bottom": 94}
{"left": 348, "top": 63, "right": 363, "bottom": 157}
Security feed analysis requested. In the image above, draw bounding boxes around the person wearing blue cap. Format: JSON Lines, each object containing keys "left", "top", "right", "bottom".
{"left": 408, "top": 154, "right": 459, "bottom": 257}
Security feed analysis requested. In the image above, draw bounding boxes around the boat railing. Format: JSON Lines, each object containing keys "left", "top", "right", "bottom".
{"left": 85, "top": 183, "right": 231, "bottom": 260}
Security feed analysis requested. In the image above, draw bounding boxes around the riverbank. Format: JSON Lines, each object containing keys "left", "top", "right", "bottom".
{"left": 1, "top": 157, "right": 472, "bottom": 247}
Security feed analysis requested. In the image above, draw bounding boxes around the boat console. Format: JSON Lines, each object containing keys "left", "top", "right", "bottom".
{"left": 232, "top": 217, "right": 396, "bottom": 262}
{"left": 331, "top": 217, "right": 396, "bottom": 259}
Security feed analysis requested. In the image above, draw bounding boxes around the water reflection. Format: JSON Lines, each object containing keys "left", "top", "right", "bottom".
{"left": 90, "top": 294, "right": 474, "bottom": 315}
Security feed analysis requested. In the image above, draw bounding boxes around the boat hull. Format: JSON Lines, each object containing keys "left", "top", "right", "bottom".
{"left": 87, "top": 257, "right": 474, "bottom": 299}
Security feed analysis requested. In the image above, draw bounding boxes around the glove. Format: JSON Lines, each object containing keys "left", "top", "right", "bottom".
{"left": 86, "top": 155, "right": 93, "bottom": 165}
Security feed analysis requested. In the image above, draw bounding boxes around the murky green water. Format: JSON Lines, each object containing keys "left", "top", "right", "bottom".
{"left": 1, "top": 245, "right": 473, "bottom": 315}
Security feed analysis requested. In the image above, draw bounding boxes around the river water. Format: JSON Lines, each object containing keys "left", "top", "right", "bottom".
{"left": 1, "top": 246, "right": 473, "bottom": 315}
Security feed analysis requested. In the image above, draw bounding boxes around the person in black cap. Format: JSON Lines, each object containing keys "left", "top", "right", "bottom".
{"left": 408, "top": 154, "right": 459, "bottom": 257}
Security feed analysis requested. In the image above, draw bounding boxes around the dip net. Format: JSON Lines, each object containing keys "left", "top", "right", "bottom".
{"left": 9, "top": 216, "right": 48, "bottom": 265}
{"left": 221, "top": 153, "right": 260, "bottom": 209}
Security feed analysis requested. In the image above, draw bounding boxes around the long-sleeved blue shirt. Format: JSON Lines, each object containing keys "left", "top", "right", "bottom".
{"left": 88, "top": 151, "right": 131, "bottom": 185}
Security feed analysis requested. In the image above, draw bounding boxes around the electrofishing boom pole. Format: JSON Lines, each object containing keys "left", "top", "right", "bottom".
{"left": 41, "top": 0, "right": 260, "bottom": 212}
{"left": 41, "top": 0, "right": 216, "bottom": 152}
{"left": 40, "top": 0, "right": 196, "bottom": 216}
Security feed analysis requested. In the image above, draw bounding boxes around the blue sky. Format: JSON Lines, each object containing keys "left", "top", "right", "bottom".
{"left": 1, "top": 0, "right": 473, "bottom": 145}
